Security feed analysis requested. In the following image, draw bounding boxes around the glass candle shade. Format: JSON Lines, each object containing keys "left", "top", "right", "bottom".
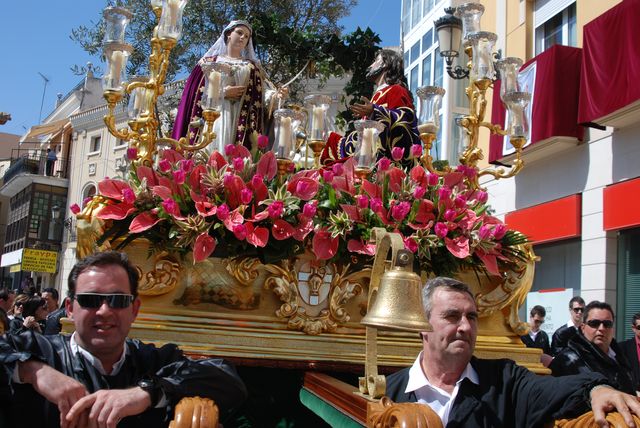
{"left": 150, "top": 0, "right": 163, "bottom": 8}
{"left": 127, "top": 77, "right": 152, "bottom": 119}
{"left": 456, "top": 3, "right": 485, "bottom": 41}
{"left": 495, "top": 57, "right": 524, "bottom": 102}
{"left": 468, "top": 31, "right": 497, "bottom": 82}
{"left": 200, "top": 62, "right": 229, "bottom": 110}
{"left": 416, "top": 86, "right": 446, "bottom": 134}
{"left": 354, "top": 120, "right": 385, "bottom": 169}
{"left": 103, "top": 6, "right": 133, "bottom": 44}
{"left": 273, "top": 109, "right": 305, "bottom": 160}
{"left": 157, "top": 0, "right": 188, "bottom": 40}
{"left": 304, "top": 94, "right": 332, "bottom": 141}
{"left": 503, "top": 92, "right": 531, "bottom": 139}
{"left": 102, "top": 42, "right": 133, "bottom": 94}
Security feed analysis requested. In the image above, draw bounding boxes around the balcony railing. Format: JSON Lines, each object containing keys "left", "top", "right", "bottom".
{"left": 3, "top": 149, "right": 70, "bottom": 183}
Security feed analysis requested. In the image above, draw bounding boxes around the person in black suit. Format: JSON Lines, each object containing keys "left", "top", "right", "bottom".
{"left": 550, "top": 296, "right": 585, "bottom": 356}
{"left": 384, "top": 277, "right": 640, "bottom": 427}
{"left": 618, "top": 312, "right": 640, "bottom": 392}
{"left": 521, "top": 305, "right": 551, "bottom": 356}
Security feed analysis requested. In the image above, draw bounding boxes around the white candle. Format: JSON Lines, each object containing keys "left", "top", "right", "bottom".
{"left": 133, "top": 89, "right": 146, "bottom": 113}
{"left": 110, "top": 50, "right": 124, "bottom": 85}
{"left": 311, "top": 106, "right": 325, "bottom": 138}
{"left": 167, "top": 0, "right": 179, "bottom": 27}
{"left": 278, "top": 116, "right": 293, "bottom": 158}
{"left": 361, "top": 127, "right": 374, "bottom": 160}
{"left": 206, "top": 69, "right": 221, "bottom": 103}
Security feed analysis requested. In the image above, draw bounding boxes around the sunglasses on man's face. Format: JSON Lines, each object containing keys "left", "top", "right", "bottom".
{"left": 585, "top": 319, "right": 613, "bottom": 329}
{"left": 572, "top": 307, "right": 584, "bottom": 313}
{"left": 632, "top": 325, "right": 640, "bottom": 331}
{"left": 74, "top": 293, "right": 134, "bottom": 309}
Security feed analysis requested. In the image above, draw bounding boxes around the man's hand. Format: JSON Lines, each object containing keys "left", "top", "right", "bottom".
{"left": 19, "top": 360, "right": 88, "bottom": 426}
{"left": 591, "top": 385, "right": 640, "bottom": 427}
{"left": 224, "top": 85, "right": 246, "bottom": 100}
{"left": 65, "top": 387, "right": 152, "bottom": 428}
{"left": 349, "top": 96, "right": 374, "bottom": 118}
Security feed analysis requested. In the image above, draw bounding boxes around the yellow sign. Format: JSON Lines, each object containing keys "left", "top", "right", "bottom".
{"left": 21, "top": 249, "right": 58, "bottom": 273}
{"left": 9, "top": 264, "right": 21, "bottom": 273}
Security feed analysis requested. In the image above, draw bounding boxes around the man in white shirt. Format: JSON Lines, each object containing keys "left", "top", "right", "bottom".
{"left": 551, "top": 295, "right": 585, "bottom": 355}
{"left": 385, "top": 277, "right": 640, "bottom": 428}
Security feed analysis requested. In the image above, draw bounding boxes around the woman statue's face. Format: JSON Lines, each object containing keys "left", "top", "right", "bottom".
{"left": 226, "top": 25, "right": 251, "bottom": 53}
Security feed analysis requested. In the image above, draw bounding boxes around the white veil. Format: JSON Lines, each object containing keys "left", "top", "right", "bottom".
{"left": 200, "top": 20, "right": 259, "bottom": 64}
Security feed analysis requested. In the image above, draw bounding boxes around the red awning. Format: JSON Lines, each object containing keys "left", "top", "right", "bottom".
{"left": 489, "top": 45, "right": 584, "bottom": 163}
{"left": 578, "top": 0, "right": 640, "bottom": 125}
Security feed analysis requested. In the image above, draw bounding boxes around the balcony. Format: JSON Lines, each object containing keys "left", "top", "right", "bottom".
{"left": 1, "top": 149, "right": 70, "bottom": 197}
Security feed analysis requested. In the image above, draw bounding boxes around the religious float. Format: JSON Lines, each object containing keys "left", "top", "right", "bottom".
{"left": 71, "top": 2, "right": 633, "bottom": 427}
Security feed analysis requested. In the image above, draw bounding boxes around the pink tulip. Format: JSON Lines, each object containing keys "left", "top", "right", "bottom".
{"left": 493, "top": 223, "right": 507, "bottom": 240}
{"left": 173, "top": 169, "right": 186, "bottom": 185}
{"left": 158, "top": 159, "right": 172, "bottom": 172}
{"left": 257, "top": 134, "right": 269, "bottom": 150}
{"left": 404, "top": 236, "right": 419, "bottom": 253}
{"left": 162, "top": 199, "right": 180, "bottom": 216}
{"left": 391, "top": 146, "right": 404, "bottom": 161}
{"left": 413, "top": 186, "right": 426, "bottom": 199}
{"left": 410, "top": 144, "right": 423, "bottom": 158}
{"left": 82, "top": 197, "right": 93, "bottom": 207}
{"left": 322, "top": 170, "right": 334, "bottom": 183}
{"left": 378, "top": 158, "right": 391, "bottom": 171}
{"left": 233, "top": 224, "right": 247, "bottom": 240}
{"left": 444, "top": 209, "right": 457, "bottom": 222}
{"left": 427, "top": 173, "right": 439, "bottom": 186}
{"left": 216, "top": 203, "right": 230, "bottom": 221}
{"left": 391, "top": 201, "right": 411, "bottom": 221}
{"left": 435, "top": 222, "right": 448, "bottom": 238}
{"left": 332, "top": 163, "right": 344, "bottom": 176}
{"left": 240, "top": 188, "right": 253, "bottom": 205}
{"left": 438, "top": 187, "right": 451, "bottom": 200}
{"left": 126, "top": 147, "right": 138, "bottom": 160}
{"left": 475, "top": 190, "right": 488, "bottom": 204}
{"left": 370, "top": 197, "right": 383, "bottom": 213}
{"left": 70, "top": 203, "right": 81, "bottom": 214}
{"left": 180, "top": 159, "right": 194, "bottom": 173}
{"left": 454, "top": 195, "right": 467, "bottom": 209}
{"left": 302, "top": 201, "right": 317, "bottom": 218}
{"left": 355, "top": 194, "right": 369, "bottom": 209}
{"left": 268, "top": 200, "right": 284, "bottom": 219}
{"left": 478, "top": 224, "right": 494, "bottom": 240}
{"left": 233, "top": 157, "right": 244, "bottom": 171}
{"left": 223, "top": 173, "right": 234, "bottom": 187}
{"left": 251, "top": 174, "right": 263, "bottom": 188}
{"left": 224, "top": 144, "right": 236, "bottom": 157}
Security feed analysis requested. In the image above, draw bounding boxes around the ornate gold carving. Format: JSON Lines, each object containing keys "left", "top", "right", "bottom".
{"left": 555, "top": 411, "right": 640, "bottom": 428}
{"left": 136, "top": 252, "right": 181, "bottom": 296}
{"left": 475, "top": 244, "right": 537, "bottom": 336}
{"left": 76, "top": 198, "right": 111, "bottom": 259}
{"left": 367, "top": 397, "right": 444, "bottom": 428}
{"left": 264, "top": 258, "right": 369, "bottom": 335}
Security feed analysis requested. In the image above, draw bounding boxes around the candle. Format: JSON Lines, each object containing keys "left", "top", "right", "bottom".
{"left": 278, "top": 116, "right": 293, "bottom": 158}
{"left": 360, "top": 128, "right": 375, "bottom": 163}
{"left": 167, "top": 0, "right": 179, "bottom": 27}
{"left": 110, "top": 50, "right": 124, "bottom": 85}
{"left": 311, "top": 106, "right": 325, "bottom": 138}
{"left": 206, "top": 69, "right": 221, "bottom": 104}
{"left": 133, "top": 89, "right": 146, "bottom": 114}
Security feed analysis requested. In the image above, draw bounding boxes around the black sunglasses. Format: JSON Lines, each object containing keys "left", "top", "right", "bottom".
{"left": 632, "top": 325, "right": 640, "bottom": 330}
{"left": 572, "top": 307, "right": 584, "bottom": 313}
{"left": 585, "top": 319, "right": 613, "bottom": 329}
{"left": 75, "top": 293, "right": 134, "bottom": 309}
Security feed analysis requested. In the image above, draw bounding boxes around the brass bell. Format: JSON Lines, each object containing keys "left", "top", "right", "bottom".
{"left": 361, "top": 249, "right": 432, "bottom": 332}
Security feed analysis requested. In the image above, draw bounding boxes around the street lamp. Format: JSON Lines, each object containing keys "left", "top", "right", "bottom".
{"left": 434, "top": 7, "right": 468, "bottom": 80}
{"left": 48, "top": 204, "right": 60, "bottom": 240}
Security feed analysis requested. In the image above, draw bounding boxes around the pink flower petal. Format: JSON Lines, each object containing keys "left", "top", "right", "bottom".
{"left": 129, "top": 211, "right": 161, "bottom": 233}
{"left": 193, "top": 233, "right": 216, "bottom": 263}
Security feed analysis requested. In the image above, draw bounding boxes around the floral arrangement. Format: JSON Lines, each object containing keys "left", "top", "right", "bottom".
{"left": 73, "top": 140, "right": 528, "bottom": 277}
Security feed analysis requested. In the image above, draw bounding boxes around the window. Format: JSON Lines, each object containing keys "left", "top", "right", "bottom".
{"left": 422, "top": 54, "right": 432, "bottom": 86}
{"left": 617, "top": 228, "right": 640, "bottom": 341}
{"left": 90, "top": 135, "right": 101, "bottom": 153}
{"left": 423, "top": 0, "right": 436, "bottom": 16}
{"left": 410, "top": 65, "right": 419, "bottom": 97}
{"left": 410, "top": 41, "right": 421, "bottom": 65}
{"left": 402, "top": 0, "right": 411, "bottom": 35}
{"left": 411, "top": 0, "right": 422, "bottom": 28}
{"left": 421, "top": 29, "right": 433, "bottom": 53}
{"left": 114, "top": 138, "right": 127, "bottom": 148}
{"left": 535, "top": 2, "right": 577, "bottom": 55}
{"left": 82, "top": 183, "right": 97, "bottom": 202}
{"left": 531, "top": 239, "right": 582, "bottom": 292}
{"left": 434, "top": 47, "right": 443, "bottom": 88}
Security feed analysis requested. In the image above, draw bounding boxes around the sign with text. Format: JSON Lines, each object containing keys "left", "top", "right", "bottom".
{"left": 21, "top": 249, "right": 58, "bottom": 273}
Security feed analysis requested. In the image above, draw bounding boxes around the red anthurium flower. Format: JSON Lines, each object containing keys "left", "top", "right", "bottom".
{"left": 458, "top": 210, "right": 477, "bottom": 231}
{"left": 246, "top": 223, "right": 269, "bottom": 247}
{"left": 331, "top": 157, "right": 357, "bottom": 196}
{"left": 287, "top": 177, "right": 319, "bottom": 201}
{"left": 223, "top": 209, "right": 245, "bottom": 232}
{"left": 347, "top": 239, "right": 376, "bottom": 255}
{"left": 312, "top": 228, "right": 339, "bottom": 260}
{"left": 410, "top": 166, "right": 429, "bottom": 188}
{"left": 233, "top": 224, "right": 248, "bottom": 240}
{"left": 158, "top": 159, "right": 172, "bottom": 172}
{"left": 475, "top": 248, "right": 500, "bottom": 276}
{"left": 98, "top": 179, "right": 133, "bottom": 201}
{"left": 161, "top": 199, "right": 185, "bottom": 220}
{"left": 129, "top": 211, "right": 161, "bottom": 233}
{"left": 96, "top": 203, "right": 136, "bottom": 220}
{"left": 414, "top": 199, "right": 435, "bottom": 224}
{"left": 208, "top": 151, "right": 228, "bottom": 169}
{"left": 256, "top": 151, "right": 277, "bottom": 180}
{"left": 386, "top": 167, "right": 406, "bottom": 193}
{"left": 189, "top": 165, "right": 207, "bottom": 195}
{"left": 362, "top": 180, "right": 382, "bottom": 200}
{"left": 443, "top": 171, "right": 464, "bottom": 188}
{"left": 195, "top": 200, "right": 217, "bottom": 217}
{"left": 293, "top": 215, "right": 314, "bottom": 241}
{"left": 152, "top": 185, "right": 173, "bottom": 201}
{"left": 161, "top": 149, "right": 184, "bottom": 164}
{"left": 193, "top": 233, "right": 216, "bottom": 263}
{"left": 340, "top": 204, "right": 361, "bottom": 222}
{"left": 235, "top": 145, "right": 252, "bottom": 159}
{"left": 137, "top": 166, "right": 159, "bottom": 186}
{"left": 272, "top": 219, "right": 295, "bottom": 240}
{"left": 445, "top": 235, "right": 470, "bottom": 259}
{"left": 223, "top": 175, "right": 246, "bottom": 209}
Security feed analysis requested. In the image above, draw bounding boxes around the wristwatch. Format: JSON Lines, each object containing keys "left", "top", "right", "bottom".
{"left": 137, "top": 377, "right": 161, "bottom": 408}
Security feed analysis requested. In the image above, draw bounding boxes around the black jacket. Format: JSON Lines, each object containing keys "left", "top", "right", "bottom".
{"left": 549, "top": 332, "right": 636, "bottom": 394}
{"left": 551, "top": 324, "right": 578, "bottom": 356}
{"left": 520, "top": 329, "right": 551, "bottom": 355}
{"left": 618, "top": 337, "right": 640, "bottom": 391}
{"left": 0, "top": 331, "right": 247, "bottom": 427}
{"left": 385, "top": 356, "right": 606, "bottom": 428}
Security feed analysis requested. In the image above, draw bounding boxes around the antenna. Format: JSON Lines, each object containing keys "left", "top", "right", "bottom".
{"left": 37, "top": 72, "right": 50, "bottom": 123}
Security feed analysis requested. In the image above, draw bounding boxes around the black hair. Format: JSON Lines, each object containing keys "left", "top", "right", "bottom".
{"left": 583, "top": 300, "right": 614, "bottom": 323}
{"left": 632, "top": 312, "right": 640, "bottom": 325}
{"left": 68, "top": 251, "right": 139, "bottom": 298}
{"left": 530, "top": 305, "right": 546, "bottom": 318}
{"left": 569, "top": 296, "right": 585, "bottom": 308}
{"left": 42, "top": 287, "right": 59, "bottom": 301}
{"left": 21, "top": 296, "right": 46, "bottom": 318}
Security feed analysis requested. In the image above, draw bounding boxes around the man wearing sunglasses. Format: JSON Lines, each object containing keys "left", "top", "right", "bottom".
{"left": 0, "top": 251, "right": 247, "bottom": 427}
{"left": 618, "top": 313, "right": 640, "bottom": 391}
{"left": 551, "top": 296, "right": 585, "bottom": 356}
{"left": 550, "top": 301, "right": 637, "bottom": 394}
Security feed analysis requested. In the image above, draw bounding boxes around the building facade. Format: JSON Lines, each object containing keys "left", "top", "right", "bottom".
{"left": 401, "top": 0, "right": 640, "bottom": 340}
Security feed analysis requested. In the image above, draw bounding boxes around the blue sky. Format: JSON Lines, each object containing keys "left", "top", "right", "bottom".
{"left": 0, "top": 1, "right": 400, "bottom": 137}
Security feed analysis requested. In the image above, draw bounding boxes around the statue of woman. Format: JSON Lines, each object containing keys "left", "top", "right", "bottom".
{"left": 172, "top": 20, "right": 285, "bottom": 153}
